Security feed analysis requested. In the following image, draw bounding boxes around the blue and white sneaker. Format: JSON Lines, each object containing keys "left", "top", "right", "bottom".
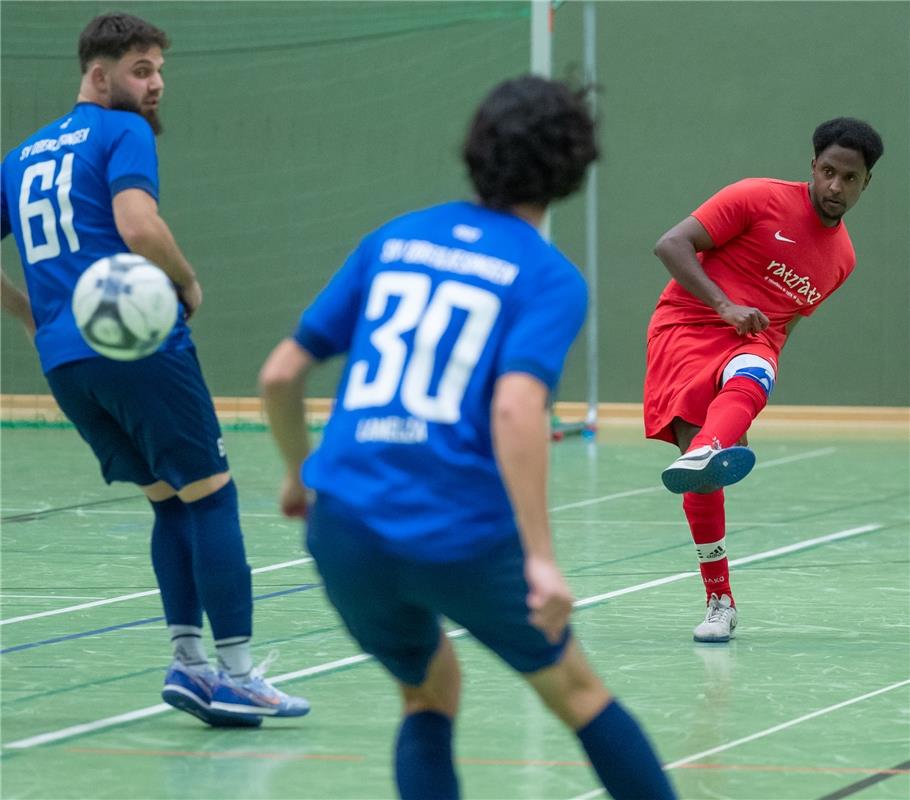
{"left": 661, "top": 444, "right": 756, "bottom": 494}
{"left": 209, "top": 652, "right": 310, "bottom": 723}
{"left": 162, "top": 660, "right": 261, "bottom": 728}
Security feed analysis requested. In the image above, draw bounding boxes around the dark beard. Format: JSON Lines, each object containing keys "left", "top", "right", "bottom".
{"left": 110, "top": 87, "right": 163, "bottom": 135}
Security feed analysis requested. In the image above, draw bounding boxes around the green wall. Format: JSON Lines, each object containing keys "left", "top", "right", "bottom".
{"left": 2, "top": 1, "right": 908, "bottom": 405}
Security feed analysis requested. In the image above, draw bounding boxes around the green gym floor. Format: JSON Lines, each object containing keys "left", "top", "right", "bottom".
{"left": 1, "top": 423, "right": 908, "bottom": 800}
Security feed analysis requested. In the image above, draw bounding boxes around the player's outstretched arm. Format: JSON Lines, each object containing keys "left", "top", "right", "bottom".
{"left": 259, "top": 338, "right": 316, "bottom": 518}
{"left": 1, "top": 269, "right": 35, "bottom": 339}
{"left": 112, "top": 188, "right": 202, "bottom": 317}
{"left": 655, "top": 215, "right": 769, "bottom": 335}
{"left": 492, "top": 372, "right": 573, "bottom": 643}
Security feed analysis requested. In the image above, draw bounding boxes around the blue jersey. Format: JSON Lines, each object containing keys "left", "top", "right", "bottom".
{"left": 295, "top": 201, "right": 587, "bottom": 561}
{"left": 1, "top": 102, "right": 191, "bottom": 373}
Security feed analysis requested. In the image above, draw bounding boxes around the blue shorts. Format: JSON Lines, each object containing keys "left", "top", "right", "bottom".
{"left": 306, "top": 495, "right": 571, "bottom": 686}
{"left": 46, "top": 347, "right": 228, "bottom": 489}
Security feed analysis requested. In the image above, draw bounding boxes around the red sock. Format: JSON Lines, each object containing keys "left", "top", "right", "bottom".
{"left": 690, "top": 376, "right": 768, "bottom": 450}
{"left": 683, "top": 489, "right": 734, "bottom": 604}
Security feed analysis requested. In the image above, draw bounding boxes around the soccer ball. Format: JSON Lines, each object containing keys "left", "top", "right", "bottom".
{"left": 72, "top": 253, "right": 179, "bottom": 361}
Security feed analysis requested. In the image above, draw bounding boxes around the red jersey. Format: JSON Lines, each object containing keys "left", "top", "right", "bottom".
{"left": 648, "top": 178, "right": 856, "bottom": 353}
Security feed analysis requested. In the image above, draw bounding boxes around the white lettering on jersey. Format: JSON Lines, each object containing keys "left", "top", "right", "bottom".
{"left": 343, "top": 272, "right": 501, "bottom": 424}
{"left": 453, "top": 224, "right": 482, "bottom": 243}
{"left": 20, "top": 128, "right": 90, "bottom": 160}
{"left": 355, "top": 415, "right": 428, "bottom": 444}
{"left": 764, "top": 260, "right": 822, "bottom": 305}
{"left": 380, "top": 238, "right": 518, "bottom": 286}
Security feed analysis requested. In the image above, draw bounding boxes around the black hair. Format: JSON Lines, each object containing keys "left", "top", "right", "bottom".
{"left": 812, "top": 117, "right": 883, "bottom": 171}
{"left": 463, "top": 75, "right": 598, "bottom": 210}
{"left": 78, "top": 12, "right": 169, "bottom": 73}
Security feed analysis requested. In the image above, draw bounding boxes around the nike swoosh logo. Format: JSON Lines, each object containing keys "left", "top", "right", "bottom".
{"left": 774, "top": 230, "right": 796, "bottom": 243}
{"left": 676, "top": 452, "right": 713, "bottom": 463}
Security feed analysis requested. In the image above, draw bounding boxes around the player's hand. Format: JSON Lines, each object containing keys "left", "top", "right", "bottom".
{"left": 280, "top": 471, "right": 309, "bottom": 518}
{"left": 717, "top": 302, "right": 770, "bottom": 335}
{"left": 178, "top": 279, "right": 203, "bottom": 319}
{"left": 525, "top": 554, "right": 574, "bottom": 643}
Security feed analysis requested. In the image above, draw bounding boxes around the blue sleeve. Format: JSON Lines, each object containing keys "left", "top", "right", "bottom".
{"left": 292, "top": 240, "right": 369, "bottom": 360}
{"left": 497, "top": 261, "right": 588, "bottom": 390}
{"left": 105, "top": 114, "right": 159, "bottom": 200}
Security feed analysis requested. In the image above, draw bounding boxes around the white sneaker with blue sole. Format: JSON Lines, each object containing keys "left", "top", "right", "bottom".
{"left": 693, "top": 593, "right": 737, "bottom": 643}
{"left": 209, "top": 652, "right": 310, "bottom": 723}
{"left": 661, "top": 444, "right": 756, "bottom": 494}
{"left": 162, "top": 660, "right": 262, "bottom": 727}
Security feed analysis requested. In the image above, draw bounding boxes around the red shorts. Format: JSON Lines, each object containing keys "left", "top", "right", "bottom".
{"left": 643, "top": 324, "right": 779, "bottom": 444}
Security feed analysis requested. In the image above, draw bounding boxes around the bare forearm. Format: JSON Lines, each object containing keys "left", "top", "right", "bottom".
{"left": 654, "top": 228, "right": 769, "bottom": 335}
{"left": 113, "top": 189, "right": 197, "bottom": 290}
{"left": 1, "top": 272, "right": 32, "bottom": 321}
{"left": 492, "top": 383, "right": 553, "bottom": 560}
{"left": 262, "top": 382, "right": 310, "bottom": 473}
{"left": 259, "top": 339, "right": 314, "bottom": 473}
{"left": 1, "top": 271, "right": 35, "bottom": 334}
{"left": 122, "top": 215, "right": 197, "bottom": 290}
{"left": 654, "top": 236, "right": 732, "bottom": 313}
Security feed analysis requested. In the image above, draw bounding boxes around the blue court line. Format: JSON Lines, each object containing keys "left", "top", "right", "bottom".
{"left": 0, "top": 584, "right": 320, "bottom": 654}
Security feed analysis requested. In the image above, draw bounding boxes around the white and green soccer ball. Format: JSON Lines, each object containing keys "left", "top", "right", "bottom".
{"left": 72, "top": 253, "right": 178, "bottom": 361}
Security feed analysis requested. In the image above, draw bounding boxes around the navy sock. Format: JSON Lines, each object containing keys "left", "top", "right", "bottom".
{"left": 150, "top": 496, "right": 202, "bottom": 626}
{"left": 185, "top": 480, "right": 253, "bottom": 641}
{"left": 576, "top": 701, "right": 677, "bottom": 800}
{"left": 395, "top": 711, "right": 459, "bottom": 800}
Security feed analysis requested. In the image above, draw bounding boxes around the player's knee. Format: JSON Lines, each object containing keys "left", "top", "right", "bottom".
{"left": 400, "top": 682, "right": 459, "bottom": 718}
{"left": 526, "top": 643, "right": 611, "bottom": 728}
{"left": 399, "top": 637, "right": 461, "bottom": 717}
{"left": 141, "top": 480, "right": 178, "bottom": 502}
{"left": 178, "top": 471, "right": 232, "bottom": 503}
{"left": 721, "top": 354, "right": 776, "bottom": 397}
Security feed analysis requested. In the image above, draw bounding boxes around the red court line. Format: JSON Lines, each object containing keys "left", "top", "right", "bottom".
{"left": 65, "top": 746, "right": 363, "bottom": 762}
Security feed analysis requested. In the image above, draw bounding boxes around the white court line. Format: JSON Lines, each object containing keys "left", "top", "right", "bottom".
{"left": 1, "top": 448, "right": 839, "bottom": 521}
{"left": 552, "top": 486, "right": 661, "bottom": 512}
{"left": 1, "top": 522, "right": 883, "bottom": 751}
{"left": 754, "top": 446, "right": 836, "bottom": 469}
{"left": 0, "top": 595, "right": 104, "bottom": 600}
{"left": 0, "top": 558, "right": 314, "bottom": 626}
{"left": 553, "top": 520, "right": 793, "bottom": 526}
{"left": 568, "top": 678, "right": 910, "bottom": 800}
{"left": 573, "top": 524, "right": 881, "bottom": 608}
{"left": 1, "top": 507, "right": 284, "bottom": 519}
{"left": 0, "top": 445, "right": 840, "bottom": 626}
{"left": 550, "top": 447, "right": 837, "bottom": 513}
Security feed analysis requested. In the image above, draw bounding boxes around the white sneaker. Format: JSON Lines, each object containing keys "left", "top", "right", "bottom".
{"left": 662, "top": 444, "right": 755, "bottom": 494}
{"left": 693, "top": 593, "right": 737, "bottom": 642}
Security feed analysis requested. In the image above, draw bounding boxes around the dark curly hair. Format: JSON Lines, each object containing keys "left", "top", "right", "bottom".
{"left": 78, "top": 12, "right": 169, "bottom": 73}
{"left": 463, "top": 75, "right": 598, "bottom": 210}
{"left": 813, "top": 117, "right": 884, "bottom": 171}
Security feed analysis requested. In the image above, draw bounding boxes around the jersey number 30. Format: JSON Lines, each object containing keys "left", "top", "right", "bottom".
{"left": 343, "top": 271, "right": 500, "bottom": 424}
{"left": 18, "top": 155, "right": 81, "bottom": 264}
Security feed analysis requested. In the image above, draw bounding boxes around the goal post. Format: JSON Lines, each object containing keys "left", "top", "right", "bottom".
{"left": 532, "top": 1, "right": 601, "bottom": 439}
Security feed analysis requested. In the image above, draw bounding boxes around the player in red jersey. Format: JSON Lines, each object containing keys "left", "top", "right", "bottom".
{"left": 643, "top": 117, "right": 884, "bottom": 642}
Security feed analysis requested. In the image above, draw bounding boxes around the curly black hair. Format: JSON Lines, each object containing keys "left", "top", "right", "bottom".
{"left": 78, "top": 12, "right": 170, "bottom": 73}
{"left": 463, "top": 75, "right": 598, "bottom": 210}
{"left": 812, "top": 117, "right": 884, "bottom": 171}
